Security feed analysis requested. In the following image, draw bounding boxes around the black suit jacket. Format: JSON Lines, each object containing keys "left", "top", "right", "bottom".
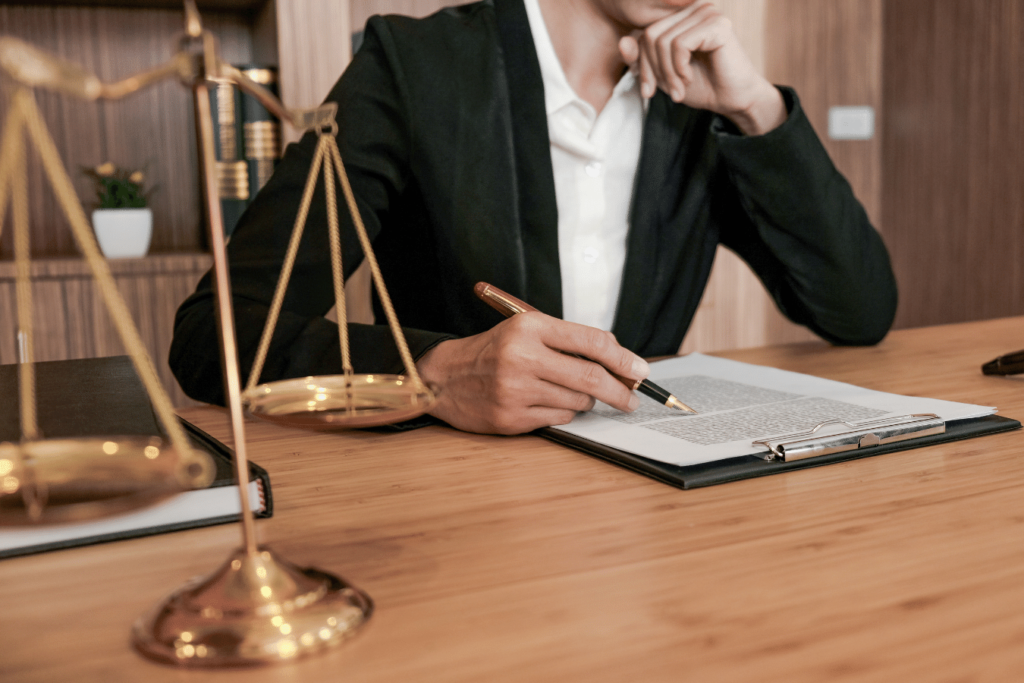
{"left": 170, "top": 0, "right": 897, "bottom": 406}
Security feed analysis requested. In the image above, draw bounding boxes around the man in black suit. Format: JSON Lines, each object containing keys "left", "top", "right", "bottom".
{"left": 170, "top": 0, "right": 897, "bottom": 435}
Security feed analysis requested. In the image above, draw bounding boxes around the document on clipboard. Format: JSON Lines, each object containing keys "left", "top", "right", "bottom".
{"left": 544, "top": 354, "right": 1014, "bottom": 484}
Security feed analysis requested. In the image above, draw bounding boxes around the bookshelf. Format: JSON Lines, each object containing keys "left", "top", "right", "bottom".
{"left": 0, "top": 0, "right": 353, "bottom": 405}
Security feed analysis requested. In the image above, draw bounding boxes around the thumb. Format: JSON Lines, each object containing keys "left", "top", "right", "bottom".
{"left": 619, "top": 34, "right": 640, "bottom": 71}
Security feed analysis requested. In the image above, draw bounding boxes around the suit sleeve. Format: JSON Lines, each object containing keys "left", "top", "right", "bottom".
{"left": 169, "top": 21, "right": 452, "bottom": 406}
{"left": 712, "top": 87, "right": 898, "bottom": 345}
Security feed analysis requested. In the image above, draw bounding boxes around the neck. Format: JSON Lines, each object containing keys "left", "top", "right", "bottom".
{"left": 537, "top": 0, "right": 628, "bottom": 113}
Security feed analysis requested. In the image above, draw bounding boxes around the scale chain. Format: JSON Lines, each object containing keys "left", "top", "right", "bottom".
{"left": 326, "top": 136, "right": 425, "bottom": 390}
{"left": 244, "top": 135, "right": 328, "bottom": 392}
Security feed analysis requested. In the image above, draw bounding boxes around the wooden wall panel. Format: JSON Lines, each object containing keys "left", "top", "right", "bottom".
{"left": 274, "top": 0, "right": 350, "bottom": 127}
{"left": 0, "top": 4, "right": 254, "bottom": 258}
{"left": 0, "top": 253, "right": 212, "bottom": 407}
{"left": 882, "top": 0, "right": 1024, "bottom": 328}
{"left": 350, "top": 0, "right": 451, "bottom": 33}
{"left": 765, "top": 0, "right": 882, "bottom": 224}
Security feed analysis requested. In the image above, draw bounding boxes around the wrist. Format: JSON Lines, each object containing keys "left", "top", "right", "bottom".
{"left": 415, "top": 339, "right": 451, "bottom": 385}
{"left": 723, "top": 81, "right": 787, "bottom": 136}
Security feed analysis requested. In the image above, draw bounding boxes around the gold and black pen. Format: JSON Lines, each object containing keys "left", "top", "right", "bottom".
{"left": 473, "top": 282, "right": 697, "bottom": 414}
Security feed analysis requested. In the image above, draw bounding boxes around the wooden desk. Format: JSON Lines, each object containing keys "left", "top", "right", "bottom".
{"left": 3, "top": 317, "right": 1024, "bottom": 682}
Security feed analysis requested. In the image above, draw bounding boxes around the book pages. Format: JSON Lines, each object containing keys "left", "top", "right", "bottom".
{"left": 552, "top": 354, "right": 996, "bottom": 466}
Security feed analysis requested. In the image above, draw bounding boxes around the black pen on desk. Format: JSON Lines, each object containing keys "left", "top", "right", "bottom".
{"left": 473, "top": 282, "right": 697, "bottom": 414}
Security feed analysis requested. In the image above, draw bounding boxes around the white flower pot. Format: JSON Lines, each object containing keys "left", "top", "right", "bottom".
{"left": 92, "top": 208, "right": 153, "bottom": 259}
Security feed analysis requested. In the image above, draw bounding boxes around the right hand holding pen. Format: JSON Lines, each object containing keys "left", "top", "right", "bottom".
{"left": 415, "top": 312, "right": 650, "bottom": 435}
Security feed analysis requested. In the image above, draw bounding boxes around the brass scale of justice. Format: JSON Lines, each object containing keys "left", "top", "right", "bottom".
{"left": 0, "top": 0, "right": 436, "bottom": 667}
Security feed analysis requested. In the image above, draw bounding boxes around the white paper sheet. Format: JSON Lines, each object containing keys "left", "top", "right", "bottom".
{"left": 551, "top": 353, "right": 996, "bottom": 466}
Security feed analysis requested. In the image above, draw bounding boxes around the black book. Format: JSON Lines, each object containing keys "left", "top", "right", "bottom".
{"left": 0, "top": 356, "right": 272, "bottom": 559}
{"left": 209, "top": 80, "right": 249, "bottom": 238}
{"left": 238, "top": 65, "right": 282, "bottom": 201}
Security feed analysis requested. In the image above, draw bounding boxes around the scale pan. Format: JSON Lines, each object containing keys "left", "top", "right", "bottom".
{"left": 243, "top": 374, "right": 437, "bottom": 430}
{"left": 0, "top": 437, "right": 215, "bottom": 526}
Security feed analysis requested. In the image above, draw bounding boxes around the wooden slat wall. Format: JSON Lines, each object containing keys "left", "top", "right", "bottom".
{"left": 882, "top": 0, "right": 1024, "bottom": 328}
{"left": 0, "top": 253, "right": 212, "bottom": 407}
{"left": 0, "top": 4, "right": 257, "bottom": 407}
{"left": 274, "top": 0, "right": 350, "bottom": 118}
{"left": 0, "top": 4, "right": 255, "bottom": 258}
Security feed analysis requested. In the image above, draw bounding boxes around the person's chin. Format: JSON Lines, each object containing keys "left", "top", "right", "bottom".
{"left": 624, "top": 0, "right": 701, "bottom": 29}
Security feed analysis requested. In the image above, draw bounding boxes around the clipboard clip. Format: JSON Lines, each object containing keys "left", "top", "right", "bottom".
{"left": 751, "top": 413, "right": 945, "bottom": 462}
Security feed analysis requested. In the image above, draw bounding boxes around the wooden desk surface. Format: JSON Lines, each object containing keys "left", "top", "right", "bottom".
{"left": 3, "top": 317, "right": 1024, "bottom": 682}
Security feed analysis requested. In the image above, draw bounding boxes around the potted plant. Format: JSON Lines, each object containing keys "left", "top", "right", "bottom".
{"left": 84, "top": 161, "right": 154, "bottom": 259}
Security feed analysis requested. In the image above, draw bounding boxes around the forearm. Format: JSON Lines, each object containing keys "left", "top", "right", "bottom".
{"left": 716, "top": 88, "right": 897, "bottom": 344}
{"left": 170, "top": 285, "right": 454, "bottom": 405}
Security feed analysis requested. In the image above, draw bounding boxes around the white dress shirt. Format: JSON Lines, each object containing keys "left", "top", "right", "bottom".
{"left": 523, "top": 0, "right": 645, "bottom": 331}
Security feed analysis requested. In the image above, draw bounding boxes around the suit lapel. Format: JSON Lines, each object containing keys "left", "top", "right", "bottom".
{"left": 493, "top": 0, "right": 562, "bottom": 318}
{"left": 612, "top": 93, "right": 689, "bottom": 350}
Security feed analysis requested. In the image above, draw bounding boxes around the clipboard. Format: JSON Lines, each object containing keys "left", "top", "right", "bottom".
{"left": 540, "top": 414, "right": 1021, "bottom": 489}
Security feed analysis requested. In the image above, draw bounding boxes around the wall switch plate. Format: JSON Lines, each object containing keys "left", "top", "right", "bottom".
{"left": 828, "top": 106, "right": 875, "bottom": 140}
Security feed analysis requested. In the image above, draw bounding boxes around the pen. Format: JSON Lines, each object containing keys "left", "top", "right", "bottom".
{"left": 982, "top": 349, "right": 1024, "bottom": 376}
{"left": 473, "top": 282, "right": 697, "bottom": 414}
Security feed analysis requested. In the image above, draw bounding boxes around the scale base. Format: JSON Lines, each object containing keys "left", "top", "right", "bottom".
{"left": 132, "top": 546, "right": 372, "bottom": 667}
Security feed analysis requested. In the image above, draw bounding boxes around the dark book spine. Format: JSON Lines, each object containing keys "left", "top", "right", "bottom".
{"left": 209, "top": 80, "right": 248, "bottom": 238}
{"left": 239, "top": 67, "right": 282, "bottom": 203}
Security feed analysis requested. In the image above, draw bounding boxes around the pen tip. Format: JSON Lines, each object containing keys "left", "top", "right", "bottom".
{"left": 667, "top": 396, "right": 697, "bottom": 414}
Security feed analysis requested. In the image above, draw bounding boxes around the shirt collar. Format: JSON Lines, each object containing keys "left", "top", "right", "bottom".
{"left": 523, "top": 0, "right": 643, "bottom": 117}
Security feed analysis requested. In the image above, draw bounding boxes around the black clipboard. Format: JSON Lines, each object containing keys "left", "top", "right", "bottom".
{"left": 540, "top": 414, "right": 1021, "bottom": 489}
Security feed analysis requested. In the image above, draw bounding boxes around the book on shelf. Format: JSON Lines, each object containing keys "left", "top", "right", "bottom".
{"left": 240, "top": 66, "right": 282, "bottom": 204}
{"left": 210, "top": 78, "right": 246, "bottom": 238}
{"left": 209, "top": 66, "right": 282, "bottom": 238}
{"left": 0, "top": 356, "right": 272, "bottom": 560}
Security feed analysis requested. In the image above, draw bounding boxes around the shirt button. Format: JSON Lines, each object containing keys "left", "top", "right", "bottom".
{"left": 582, "top": 247, "right": 600, "bottom": 264}
{"left": 584, "top": 161, "right": 602, "bottom": 177}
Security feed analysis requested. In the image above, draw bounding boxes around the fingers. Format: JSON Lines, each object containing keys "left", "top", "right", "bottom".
{"left": 492, "top": 407, "right": 581, "bottom": 435}
{"left": 539, "top": 354, "right": 639, "bottom": 413}
{"left": 538, "top": 318, "right": 648, "bottom": 380}
{"left": 523, "top": 315, "right": 647, "bottom": 413}
{"left": 635, "top": 1, "right": 733, "bottom": 103}
{"left": 639, "top": 46, "right": 657, "bottom": 99}
{"left": 516, "top": 313, "right": 647, "bottom": 381}
{"left": 415, "top": 313, "right": 648, "bottom": 435}
{"left": 619, "top": 34, "right": 640, "bottom": 69}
